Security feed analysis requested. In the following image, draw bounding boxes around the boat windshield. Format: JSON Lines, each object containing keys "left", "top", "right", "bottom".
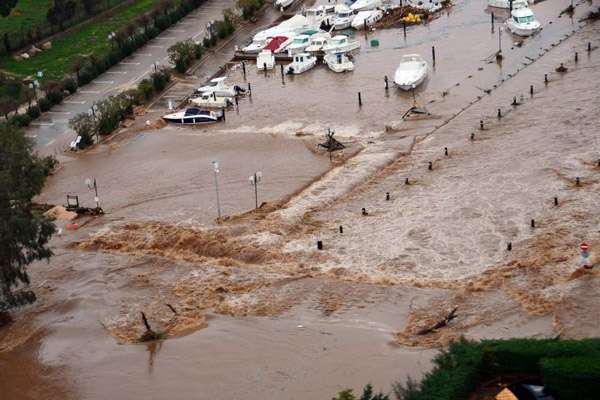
{"left": 293, "top": 37, "right": 308, "bottom": 44}
{"left": 338, "top": 11, "right": 352, "bottom": 17}
{"left": 333, "top": 38, "right": 345, "bottom": 44}
{"left": 516, "top": 15, "right": 534, "bottom": 23}
{"left": 185, "top": 108, "right": 209, "bottom": 116}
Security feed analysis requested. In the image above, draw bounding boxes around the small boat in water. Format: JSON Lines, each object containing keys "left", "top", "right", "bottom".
{"left": 333, "top": 5, "right": 355, "bottom": 30}
{"left": 322, "top": 35, "right": 361, "bottom": 53}
{"left": 242, "top": 38, "right": 267, "bottom": 54}
{"left": 256, "top": 49, "right": 276, "bottom": 70}
{"left": 351, "top": 0, "right": 382, "bottom": 12}
{"left": 197, "top": 77, "right": 244, "bottom": 97}
{"left": 285, "top": 52, "right": 317, "bottom": 74}
{"left": 505, "top": 6, "right": 541, "bottom": 36}
{"left": 351, "top": 10, "right": 383, "bottom": 30}
{"left": 286, "top": 34, "right": 312, "bottom": 55}
{"left": 324, "top": 52, "right": 354, "bottom": 73}
{"left": 190, "top": 93, "right": 233, "bottom": 108}
{"left": 305, "top": 33, "right": 331, "bottom": 53}
{"left": 163, "top": 108, "right": 224, "bottom": 124}
{"left": 394, "top": 54, "right": 429, "bottom": 90}
{"left": 487, "top": 0, "right": 530, "bottom": 9}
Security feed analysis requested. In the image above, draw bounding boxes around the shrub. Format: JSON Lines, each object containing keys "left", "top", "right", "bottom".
{"left": 541, "top": 356, "right": 600, "bottom": 400}
{"left": 137, "top": 79, "right": 154, "bottom": 101}
{"left": 150, "top": 70, "right": 170, "bottom": 91}
{"left": 38, "top": 97, "right": 52, "bottom": 112}
{"left": 26, "top": 105, "right": 41, "bottom": 119}
{"left": 69, "top": 113, "right": 96, "bottom": 148}
{"left": 238, "top": 0, "right": 265, "bottom": 19}
{"left": 46, "top": 90, "right": 64, "bottom": 105}
{"left": 63, "top": 78, "right": 78, "bottom": 94}
{"left": 41, "top": 155, "right": 58, "bottom": 176}
{"left": 9, "top": 113, "right": 32, "bottom": 128}
{"left": 78, "top": 67, "right": 95, "bottom": 86}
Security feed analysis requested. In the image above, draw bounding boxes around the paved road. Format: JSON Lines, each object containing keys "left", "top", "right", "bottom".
{"left": 29, "top": 0, "right": 237, "bottom": 155}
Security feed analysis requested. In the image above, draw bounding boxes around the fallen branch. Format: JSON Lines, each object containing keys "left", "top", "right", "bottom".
{"left": 417, "top": 307, "right": 458, "bottom": 335}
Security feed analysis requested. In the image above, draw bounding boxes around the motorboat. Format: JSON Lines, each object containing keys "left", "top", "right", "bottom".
{"left": 162, "top": 108, "right": 224, "bottom": 124}
{"left": 197, "top": 77, "right": 243, "bottom": 97}
{"left": 324, "top": 52, "right": 354, "bottom": 73}
{"left": 351, "top": 9, "right": 383, "bottom": 29}
{"left": 252, "top": 15, "right": 313, "bottom": 43}
{"left": 286, "top": 34, "right": 312, "bottom": 55}
{"left": 303, "top": 5, "right": 336, "bottom": 26}
{"left": 190, "top": 93, "right": 233, "bottom": 108}
{"left": 242, "top": 38, "right": 267, "bottom": 54}
{"left": 264, "top": 35, "right": 293, "bottom": 53}
{"left": 322, "top": 35, "right": 361, "bottom": 53}
{"left": 394, "top": 54, "right": 429, "bottom": 90}
{"left": 487, "top": 0, "right": 531, "bottom": 9}
{"left": 305, "top": 33, "right": 331, "bottom": 53}
{"left": 350, "top": 0, "right": 382, "bottom": 12}
{"left": 333, "top": 5, "right": 355, "bottom": 30}
{"left": 275, "top": 0, "right": 294, "bottom": 9}
{"left": 284, "top": 53, "right": 317, "bottom": 74}
{"left": 406, "top": 0, "right": 443, "bottom": 12}
{"left": 505, "top": 7, "right": 541, "bottom": 36}
{"left": 256, "top": 50, "right": 276, "bottom": 70}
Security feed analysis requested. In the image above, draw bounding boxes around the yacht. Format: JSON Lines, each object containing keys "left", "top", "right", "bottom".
{"left": 162, "top": 108, "right": 224, "bottom": 124}
{"left": 351, "top": 0, "right": 382, "bottom": 12}
{"left": 286, "top": 34, "right": 312, "bottom": 55}
{"left": 333, "top": 5, "right": 356, "bottom": 30}
{"left": 488, "top": 0, "right": 530, "bottom": 9}
{"left": 197, "top": 77, "right": 242, "bottom": 97}
{"left": 322, "top": 35, "right": 361, "bottom": 53}
{"left": 394, "top": 54, "right": 429, "bottom": 90}
{"left": 305, "top": 33, "right": 331, "bottom": 53}
{"left": 324, "top": 52, "right": 354, "bottom": 73}
{"left": 190, "top": 93, "right": 233, "bottom": 108}
{"left": 256, "top": 49, "right": 276, "bottom": 70}
{"left": 351, "top": 9, "right": 383, "bottom": 29}
{"left": 505, "top": 6, "right": 541, "bottom": 36}
{"left": 285, "top": 52, "right": 317, "bottom": 74}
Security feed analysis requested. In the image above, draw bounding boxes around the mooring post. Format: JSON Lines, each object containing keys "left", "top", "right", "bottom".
{"left": 512, "top": 96, "right": 517, "bottom": 105}
{"left": 403, "top": 20, "right": 407, "bottom": 37}
{"left": 141, "top": 312, "right": 152, "bottom": 332}
{"left": 339, "top": 226, "right": 343, "bottom": 234}
{"left": 444, "top": 147, "right": 448, "bottom": 156}
{"left": 432, "top": 46, "right": 436, "bottom": 66}
{"left": 554, "top": 196, "right": 559, "bottom": 206}
{"left": 358, "top": 91, "right": 362, "bottom": 107}
{"left": 405, "top": 177, "right": 410, "bottom": 185}
{"left": 386, "top": 192, "right": 390, "bottom": 201}
{"left": 242, "top": 61, "right": 246, "bottom": 78}
{"left": 384, "top": 75, "right": 389, "bottom": 90}
{"left": 588, "top": 42, "right": 592, "bottom": 52}
{"left": 491, "top": 12, "right": 494, "bottom": 31}
{"left": 470, "top": 132, "right": 475, "bottom": 141}
{"left": 362, "top": 207, "right": 368, "bottom": 216}
{"left": 507, "top": 242, "right": 512, "bottom": 251}
{"left": 531, "top": 219, "right": 535, "bottom": 228}
{"left": 263, "top": 62, "right": 267, "bottom": 75}
{"left": 544, "top": 74, "right": 548, "bottom": 84}
{"left": 480, "top": 120, "right": 484, "bottom": 130}
{"left": 280, "top": 64, "right": 284, "bottom": 81}
{"left": 428, "top": 161, "right": 433, "bottom": 171}
{"left": 498, "top": 108, "right": 502, "bottom": 118}
{"left": 530, "top": 85, "right": 534, "bottom": 96}
{"left": 248, "top": 82, "right": 252, "bottom": 95}
{"left": 235, "top": 96, "right": 239, "bottom": 108}
{"left": 576, "top": 177, "right": 580, "bottom": 186}
{"left": 317, "top": 240, "right": 323, "bottom": 250}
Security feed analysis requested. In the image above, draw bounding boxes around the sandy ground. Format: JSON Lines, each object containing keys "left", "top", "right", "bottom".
{"left": 2, "top": 0, "right": 600, "bottom": 399}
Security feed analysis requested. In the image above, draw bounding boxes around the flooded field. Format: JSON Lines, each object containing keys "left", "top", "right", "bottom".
{"left": 2, "top": 0, "right": 600, "bottom": 398}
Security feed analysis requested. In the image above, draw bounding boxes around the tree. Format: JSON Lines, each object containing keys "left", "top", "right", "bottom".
{"left": 0, "top": 0, "right": 18, "bottom": 18}
{"left": 0, "top": 124, "right": 56, "bottom": 312}
{"left": 82, "top": 0, "right": 96, "bottom": 16}
{"left": 46, "top": 0, "right": 77, "bottom": 30}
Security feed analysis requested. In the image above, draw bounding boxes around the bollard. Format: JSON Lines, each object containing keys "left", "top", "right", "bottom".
{"left": 358, "top": 92, "right": 362, "bottom": 107}
{"left": 480, "top": 120, "right": 484, "bottom": 130}
{"left": 428, "top": 161, "right": 433, "bottom": 171}
{"left": 507, "top": 242, "right": 512, "bottom": 251}
{"left": 432, "top": 46, "right": 436, "bottom": 66}
{"left": 222, "top": 108, "right": 226, "bottom": 121}
{"left": 470, "top": 132, "right": 475, "bottom": 141}
{"left": 263, "top": 62, "right": 267, "bottom": 74}
{"left": 386, "top": 192, "right": 390, "bottom": 201}
{"left": 444, "top": 147, "right": 448, "bottom": 156}
{"left": 362, "top": 207, "right": 368, "bottom": 216}
{"left": 497, "top": 108, "right": 502, "bottom": 118}
{"left": 544, "top": 74, "right": 548, "bottom": 84}
{"left": 242, "top": 61, "right": 246, "bottom": 77}
{"left": 213, "top": 92, "right": 217, "bottom": 101}
{"left": 403, "top": 20, "right": 407, "bottom": 37}
{"left": 575, "top": 52, "right": 578, "bottom": 63}
{"left": 384, "top": 76, "right": 389, "bottom": 90}
{"left": 280, "top": 64, "right": 285, "bottom": 82}
{"left": 531, "top": 219, "right": 535, "bottom": 228}
{"left": 405, "top": 177, "right": 410, "bottom": 185}
{"left": 588, "top": 42, "right": 592, "bottom": 52}
{"left": 339, "top": 226, "right": 343, "bottom": 234}
{"left": 530, "top": 85, "right": 534, "bottom": 96}
{"left": 491, "top": 12, "right": 494, "bottom": 31}
{"left": 248, "top": 82, "right": 252, "bottom": 95}
{"left": 317, "top": 240, "right": 323, "bottom": 250}
{"left": 576, "top": 177, "right": 580, "bottom": 186}
{"left": 364, "top": 19, "right": 367, "bottom": 31}
{"left": 554, "top": 196, "right": 559, "bottom": 206}
{"left": 512, "top": 96, "right": 517, "bottom": 105}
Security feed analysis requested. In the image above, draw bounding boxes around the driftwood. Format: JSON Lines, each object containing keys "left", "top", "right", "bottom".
{"left": 166, "top": 304, "right": 178, "bottom": 315}
{"left": 417, "top": 307, "right": 458, "bottom": 335}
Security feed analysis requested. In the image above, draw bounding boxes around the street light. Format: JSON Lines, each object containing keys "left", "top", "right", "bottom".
{"left": 85, "top": 177, "right": 100, "bottom": 209}
{"left": 212, "top": 161, "right": 221, "bottom": 219}
{"left": 249, "top": 171, "right": 262, "bottom": 209}
{"left": 108, "top": 32, "right": 116, "bottom": 48}
{"left": 153, "top": 61, "right": 160, "bottom": 73}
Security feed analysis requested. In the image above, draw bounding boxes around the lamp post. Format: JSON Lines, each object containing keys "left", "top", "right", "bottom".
{"left": 153, "top": 61, "right": 160, "bottom": 73}
{"left": 249, "top": 171, "right": 262, "bottom": 209}
{"left": 212, "top": 161, "right": 221, "bottom": 219}
{"left": 108, "top": 32, "right": 116, "bottom": 49}
{"left": 85, "top": 177, "right": 100, "bottom": 208}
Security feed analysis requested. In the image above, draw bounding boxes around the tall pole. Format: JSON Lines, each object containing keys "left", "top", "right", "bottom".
{"left": 254, "top": 172, "right": 258, "bottom": 209}
{"left": 212, "top": 161, "right": 221, "bottom": 219}
{"left": 93, "top": 178, "right": 99, "bottom": 208}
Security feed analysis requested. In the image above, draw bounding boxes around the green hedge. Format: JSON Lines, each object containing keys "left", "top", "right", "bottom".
{"left": 541, "top": 356, "right": 600, "bottom": 400}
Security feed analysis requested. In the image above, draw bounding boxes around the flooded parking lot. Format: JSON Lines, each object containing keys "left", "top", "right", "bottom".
{"left": 2, "top": 0, "right": 600, "bottom": 398}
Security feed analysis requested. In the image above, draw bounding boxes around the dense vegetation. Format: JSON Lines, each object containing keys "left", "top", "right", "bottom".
{"left": 0, "top": 123, "right": 55, "bottom": 312}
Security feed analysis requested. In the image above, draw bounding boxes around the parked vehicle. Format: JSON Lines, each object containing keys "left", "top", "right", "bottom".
{"left": 275, "top": 0, "right": 294, "bottom": 9}
{"left": 333, "top": 5, "right": 356, "bottom": 30}
{"left": 350, "top": 0, "right": 382, "bottom": 12}
{"left": 305, "top": 33, "right": 331, "bottom": 52}
{"left": 286, "top": 34, "right": 312, "bottom": 55}
{"left": 197, "top": 77, "right": 244, "bottom": 97}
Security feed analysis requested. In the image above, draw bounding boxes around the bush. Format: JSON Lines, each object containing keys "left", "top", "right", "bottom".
{"left": 63, "top": 78, "right": 78, "bottom": 94}
{"left": 137, "top": 79, "right": 154, "bottom": 101}
{"left": 238, "top": 0, "right": 265, "bottom": 19}
{"left": 9, "top": 113, "right": 32, "bottom": 128}
{"left": 41, "top": 155, "right": 58, "bottom": 176}
{"left": 38, "top": 97, "right": 52, "bottom": 112}
{"left": 26, "top": 105, "right": 41, "bottom": 119}
{"left": 150, "top": 70, "right": 170, "bottom": 91}
{"left": 541, "top": 356, "right": 600, "bottom": 400}
{"left": 46, "top": 90, "right": 64, "bottom": 105}
{"left": 78, "top": 67, "right": 95, "bottom": 86}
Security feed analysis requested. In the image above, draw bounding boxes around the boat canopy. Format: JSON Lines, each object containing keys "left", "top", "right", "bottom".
{"left": 264, "top": 36, "right": 288, "bottom": 51}
{"left": 184, "top": 108, "right": 211, "bottom": 116}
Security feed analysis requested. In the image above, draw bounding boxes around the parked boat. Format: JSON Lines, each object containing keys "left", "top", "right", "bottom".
{"left": 190, "top": 93, "right": 233, "bottom": 108}
{"left": 322, "top": 35, "right": 361, "bottom": 53}
{"left": 264, "top": 35, "right": 292, "bottom": 53}
{"left": 333, "top": 5, "right": 355, "bottom": 30}
{"left": 324, "top": 52, "right": 354, "bottom": 73}
{"left": 406, "top": 0, "right": 443, "bottom": 13}
{"left": 284, "top": 52, "right": 317, "bottom": 74}
{"left": 505, "top": 6, "right": 541, "bottom": 36}
{"left": 286, "top": 34, "right": 312, "bottom": 55}
{"left": 351, "top": 9, "right": 383, "bottom": 29}
{"left": 252, "top": 15, "right": 313, "bottom": 43}
{"left": 350, "top": 0, "right": 382, "bottom": 12}
{"left": 256, "top": 50, "right": 276, "bottom": 70}
{"left": 305, "top": 33, "right": 331, "bottom": 53}
{"left": 242, "top": 37, "right": 268, "bottom": 54}
{"left": 394, "top": 54, "right": 429, "bottom": 90}
{"left": 197, "top": 77, "right": 243, "bottom": 97}
{"left": 162, "top": 108, "right": 224, "bottom": 124}
{"left": 275, "top": 0, "right": 294, "bottom": 9}
{"left": 487, "top": 0, "right": 530, "bottom": 9}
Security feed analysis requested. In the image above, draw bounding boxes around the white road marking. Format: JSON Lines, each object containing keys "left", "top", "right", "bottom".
{"left": 47, "top": 111, "right": 71, "bottom": 114}
{"left": 64, "top": 100, "right": 86, "bottom": 104}
{"left": 120, "top": 62, "right": 141, "bottom": 65}
{"left": 155, "top": 36, "right": 176, "bottom": 40}
{"left": 168, "top": 29, "right": 186, "bottom": 33}
{"left": 147, "top": 45, "right": 165, "bottom": 49}
{"left": 136, "top": 53, "right": 153, "bottom": 57}
{"left": 46, "top": 139, "right": 56, "bottom": 147}
{"left": 31, "top": 122, "right": 54, "bottom": 127}
{"left": 80, "top": 90, "right": 101, "bottom": 94}
{"left": 106, "top": 71, "right": 128, "bottom": 75}
{"left": 92, "top": 80, "right": 115, "bottom": 84}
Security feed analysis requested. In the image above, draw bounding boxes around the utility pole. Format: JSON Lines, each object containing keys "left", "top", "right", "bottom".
{"left": 249, "top": 171, "right": 262, "bottom": 209}
{"left": 212, "top": 161, "right": 221, "bottom": 219}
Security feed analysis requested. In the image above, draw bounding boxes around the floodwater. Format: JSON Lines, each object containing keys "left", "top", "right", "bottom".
{"left": 2, "top": 0, "right": 600, "bottom": 398}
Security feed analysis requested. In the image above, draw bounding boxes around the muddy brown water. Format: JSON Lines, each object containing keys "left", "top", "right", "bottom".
{"left": 3, "top": 0, "right": 600, "bottom": 398}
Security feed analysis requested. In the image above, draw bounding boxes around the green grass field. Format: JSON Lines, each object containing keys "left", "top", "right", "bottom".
{"left": 0, "top": 0, "right": 158, "bottom": 81}
{"left": 0, "top": 0, "right": 54, "bottom": 37}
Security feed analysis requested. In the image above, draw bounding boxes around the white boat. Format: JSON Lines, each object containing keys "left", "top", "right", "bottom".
{"left": 322, "top": 35, "right": 361, "bottom": 53}
{"left": 256, "top": 49, "right": 275, "bottom": 70}
{"left": 275, "top": 0, "right": 294, "bottom": 9}
{"left": 162, "top": 108, "right": 224, "bottom": 124}
{"left": 505, "top": 7, "right": 541, "bottom": 36}
{"left": 286, "top": 34, "right": 312, "bottom": 55}
{"left": 333, "top": 5, "right": 355, "bottom": 30}
{"left": 190, "top": 93, "right": 233, "bottom": 108}
{"left": 242, "top": 38, "right": 267, "bottom": 54}
{"left": 252, "top": 15, "right": 313, "bottom": 43}
{"left": 324, "top": 52, "right": 354, "bottom": 73}
{"left": 350, "top": 0, "right": 382, "bottom": 12}
{"left": 394, "top": 54, "right": 429, "bottom": 90}
{"left": 305, "top": 33, "right": 331, "bottom": 53}
{"left": 406, "top": 0, "right": 443, "bottom": 12}
{"left": 284, "top": 52, "right": 317, "bottom": 74}
{"left": 351, "top": 10, "right": 383, "bottom": 30}
{"left": 487, "top": 0, "right": 530, "bottom": 9}
{"left": 197, "top": 77, "right": 242, "bottom": 97}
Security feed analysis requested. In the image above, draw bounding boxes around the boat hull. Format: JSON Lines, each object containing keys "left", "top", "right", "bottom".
{"left": 505, "top": 21, "right": 540, "bottom": 36}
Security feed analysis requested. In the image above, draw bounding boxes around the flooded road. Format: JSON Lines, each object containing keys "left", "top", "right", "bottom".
{"left": 2, "top": 0, "right": 600, "bottom": 398}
